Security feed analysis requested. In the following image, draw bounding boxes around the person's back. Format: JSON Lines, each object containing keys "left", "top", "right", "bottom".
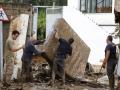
{"left": 52, "top": 30, "right": 74, "bottom": 86}
{"left": 105, "top": 43, "right": 117, "bottom": 62}
{"left": 56, "top": 38, "right": 72, "bottom": 58}
{"left": 22, "top": 40, "right": 34, "bottom": 62}
{"left": 22, "top": 39, "right": 42, "bottom": 62}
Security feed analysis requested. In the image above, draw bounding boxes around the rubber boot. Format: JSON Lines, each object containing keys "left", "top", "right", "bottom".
{"left": 109, "top": 76, "right": 115, "bottom": 90}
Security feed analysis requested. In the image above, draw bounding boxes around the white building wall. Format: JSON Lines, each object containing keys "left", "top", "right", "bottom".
{"left": 33, "top": 8, "right": 38, "bottom": 39}
{"left": 85, "top": 13, "right": 116, "bottom": 35}
{"left": 68, "top": 0, "right": 80, "bottom": 10}
{"left": 85, "top": 13, "right": 115, "bottom": 25}
{"left": 45, "top": 0, "right": 117, "bottom": 65}
{"left": 63, "top": 6, "right": 109, "bottom": 64}
{"left": 46, "top": 8, "right": 62, "bottom": 38}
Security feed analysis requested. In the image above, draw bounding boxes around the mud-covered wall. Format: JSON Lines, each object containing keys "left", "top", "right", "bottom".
{"left": 0, "top": 3, "right": 32, "bottom": 20}
{"left": 44, "top": 18, "right": 90, "bottom": 78}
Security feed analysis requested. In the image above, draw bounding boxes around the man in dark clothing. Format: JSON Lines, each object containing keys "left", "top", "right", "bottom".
{"left": 52, "top": 30, "right": 74, "bottom": 86}
{"left": 21, "top": 39, "right": 44, "bottom": 82}
{"left": 102, "top": 35, "right": 117, "bottom": 90}
{"left": 21, "top": 34, "right": 51, "bottom": 82}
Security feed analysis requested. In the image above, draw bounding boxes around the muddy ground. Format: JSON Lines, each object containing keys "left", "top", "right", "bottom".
{"left": 0, "top": 60, "right": 111, "bottom": 90}
{"left": 0, "top": 81, "right": 108, "bottom": 90}
{"left": 0, "top": 63, "right": 110, "bottom": 90}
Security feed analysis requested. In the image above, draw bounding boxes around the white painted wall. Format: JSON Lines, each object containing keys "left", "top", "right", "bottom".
{"left": 46, "top": 8, "right": 62, "bottom": 38}
{"left": 63, "top": 6, "right": 110, "bottom": 65}
{"left": 85, "top": 13, "right": 115, "bottom": 25}
{"left": 33, "top": 8, "right": 38, "bottom": 39}
{"left": 85, "top": 13, "right": 118, "bottom": 43}
{"left": 68, "top": 0, "right": 80, "bottom": 10}
{"left": 85, "top": 13, "right": 117, "bottom": 38}
{"left": 46, "top": 0, "right": 117, "bottom": 65}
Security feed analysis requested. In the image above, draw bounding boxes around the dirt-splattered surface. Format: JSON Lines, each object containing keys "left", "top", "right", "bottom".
{"left": 0, "top": 82, "right": 108, "bottom": 90}
{"left": 0, "top": 61, "right": 110, "bottom": 90}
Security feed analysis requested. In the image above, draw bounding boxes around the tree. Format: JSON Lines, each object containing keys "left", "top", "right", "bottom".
{"left": 2, "top": 0, "right": 67, "bottom": 5}
{"left": 23, "top": 0, "right": 67, "bottom": 6}
{"left": 37, "top": 9, "right": 46, "bottom": 40}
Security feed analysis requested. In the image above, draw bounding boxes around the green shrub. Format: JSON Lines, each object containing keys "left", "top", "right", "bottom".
{"left": 37, "top": 8, "right": 46, "bottom": 40}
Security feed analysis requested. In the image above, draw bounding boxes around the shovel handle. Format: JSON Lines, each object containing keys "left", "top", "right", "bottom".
{"left": 99, "top": 66, "right": 103, "bottom": 73}
{"left": 95, "top": 66, "right": 103, "bottom": 82}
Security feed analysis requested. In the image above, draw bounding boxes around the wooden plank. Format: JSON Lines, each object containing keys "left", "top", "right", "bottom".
{"left": 44, "top": 18, "right": 90, "bottom": 78}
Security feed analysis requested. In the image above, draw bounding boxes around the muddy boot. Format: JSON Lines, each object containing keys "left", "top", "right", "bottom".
{"left": 62, "top": 71, "right": 65, "bottom": 86}
{"left": 109, "top": 76, "right": 115, "bottom": 90}
{"left": 21, "top": 73, "right": 26, "bottom": 83}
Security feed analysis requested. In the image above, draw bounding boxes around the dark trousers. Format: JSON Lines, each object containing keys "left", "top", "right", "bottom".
{"left": 21, "top": 60, "right": 32, "bottom": 82}
{"left": 52, "top": 55, "right": 65, "bottom": 85}
{"left": 107, "top": 59, "right": 117, "bottom": 90}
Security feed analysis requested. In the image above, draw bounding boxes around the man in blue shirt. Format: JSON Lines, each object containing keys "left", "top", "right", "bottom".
{"left": 52, "top": 30, "right": 74, "bottom": 86}
{"left": 102, "top": 35, "right": 117, "bottom": 90}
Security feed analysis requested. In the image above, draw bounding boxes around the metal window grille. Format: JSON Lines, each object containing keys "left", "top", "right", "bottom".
{"left": 80, "top": 0, "right": 112, "bottom": 13}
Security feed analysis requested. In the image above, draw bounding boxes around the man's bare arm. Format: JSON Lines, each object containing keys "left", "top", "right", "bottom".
{"left": 102, "top": 50, "right": 110, "bottom": 68}
{"left": 8, "top": 42, "right": 24, "bottom": 52}
{"left": 10, "top": 45, "right": 24, "bottom": 52}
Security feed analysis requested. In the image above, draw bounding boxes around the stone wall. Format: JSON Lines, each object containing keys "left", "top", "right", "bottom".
{"left": 0, "top": 3, "right": 33, "bottom": 52}
{"left": 0, "top": 3, "right": 32, "bottom": 19}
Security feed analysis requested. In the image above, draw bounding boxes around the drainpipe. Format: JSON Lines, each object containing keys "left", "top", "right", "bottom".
{"left": 0, "top": 21, "right": 3, "bottom": 81}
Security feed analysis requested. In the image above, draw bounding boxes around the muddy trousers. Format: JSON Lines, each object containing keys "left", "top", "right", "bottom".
{"left": 4, "top": 57, "right": 14, "bottom": 82}
{"left": 21, "top": 60, "right": 32, "bottom": 82}
{"left": 52, "top": 56, "right": 65, "bottom": 85}
{"left": 108, "top": 75, "right": 115, "bottom": 90}
{"left": 11, "top": 62, "right": 22, "bottom": 80}
{"left": 107, "top": 60, "right": 116, "bottom": 90}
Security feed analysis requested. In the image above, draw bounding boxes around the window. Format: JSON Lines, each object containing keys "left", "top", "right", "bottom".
{"left": 80, "top": 0, "right": 112, "bottom": 13}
